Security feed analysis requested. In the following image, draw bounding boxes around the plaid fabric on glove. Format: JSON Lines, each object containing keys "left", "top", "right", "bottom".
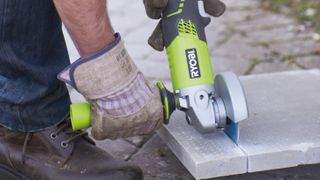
{"left": 96, "top": 73, "right": 153, "bottom": 116}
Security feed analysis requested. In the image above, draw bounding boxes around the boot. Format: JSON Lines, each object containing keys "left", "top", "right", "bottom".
{"left": 0, "top": 119, "right": 143, "bottom": 180}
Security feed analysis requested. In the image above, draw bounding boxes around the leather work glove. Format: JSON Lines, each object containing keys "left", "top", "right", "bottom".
{"left": 58, "top": 33, "right": 163, "bottom": 140}
{"left": 143, "top": 0, "right": 226, "bottom": 51}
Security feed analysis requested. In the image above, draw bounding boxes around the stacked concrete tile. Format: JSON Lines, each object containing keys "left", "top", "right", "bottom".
{"left": 158, "top": 69, "right": 320, "bottom": 179}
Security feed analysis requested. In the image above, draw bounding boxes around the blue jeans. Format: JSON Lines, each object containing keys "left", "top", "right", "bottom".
{"left": 0, "top": 0, "right": 71, "bottom": 132}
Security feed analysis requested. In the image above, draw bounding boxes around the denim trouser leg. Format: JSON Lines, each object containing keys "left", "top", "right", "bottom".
{"left": 0, "top": 0, "right": 71, "bottom": 132}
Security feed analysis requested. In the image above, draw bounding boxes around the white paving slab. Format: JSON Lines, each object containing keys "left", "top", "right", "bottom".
{"left": 158, "top": 69, "right": 320, "bottom": 179}
{"left": 157, "top": 112, "right": 247, "bottom": 179}
{"left": 239, "top": 69, "right": 320, "bottom": 172}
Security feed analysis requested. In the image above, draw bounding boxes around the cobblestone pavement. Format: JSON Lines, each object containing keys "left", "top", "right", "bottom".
{"left": 64, "top": 0, "right": 320, "bottom": 179}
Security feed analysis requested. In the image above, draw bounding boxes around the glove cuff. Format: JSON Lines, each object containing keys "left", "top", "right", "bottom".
{"left": 58, "top": 33, "right": 139, "bottom": 99}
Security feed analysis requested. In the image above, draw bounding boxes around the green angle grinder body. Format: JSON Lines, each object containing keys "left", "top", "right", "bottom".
{"left": 157, "top": 0, "right": 249, "bottom": 142}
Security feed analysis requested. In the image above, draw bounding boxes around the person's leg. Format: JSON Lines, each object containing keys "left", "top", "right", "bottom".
{"left": 0, "top": 0, "right": 70, "bottom": 132}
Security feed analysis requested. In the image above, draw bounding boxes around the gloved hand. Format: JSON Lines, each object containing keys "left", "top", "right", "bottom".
{"left": 143, "top": 0, "right": 226, "bottom": 51}
{"left": 58, "top": 33, "right": 163, "bottom": 140}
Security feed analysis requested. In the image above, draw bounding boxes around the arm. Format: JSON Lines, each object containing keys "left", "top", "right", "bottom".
{"left": 53, "top": 0, "right": 114, "bottom": 57}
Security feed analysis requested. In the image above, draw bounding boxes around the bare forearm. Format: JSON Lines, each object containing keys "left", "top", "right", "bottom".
{"left": 53, "top": 0, "right": 114, "bottom": 56}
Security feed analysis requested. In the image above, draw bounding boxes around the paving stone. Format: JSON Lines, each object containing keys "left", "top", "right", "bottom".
{"left": 107, "top": 0, "right": 127, "bottom": 13}
{"left": 126, "top": 43, "right": 154, "bottom": 61}
{"left": 219, "top": 8, "right": 263, "bottom": 24}
{"left": 206, "top": 20, "right": 231, "bottom": 47}
{"left": 233, "top": 13, "right": 296, "bottom": 32}
{"left": 296, "top": 56, "right": 320, "bottom": 69}
{"left": 267, "top": 38, "right": 318, "bottom": 57}
{"left": 123, "top": 23, "right": 155, "bottom": 45}
{"left": 238, "top": 69, "right": 320, "bottom": 172}
{"left": 214, "top": 164, "right": 320, "bottom": 180}
{"left": 246, "top": 25, "right": 314, "bottom": 43}
{"left": 211, "top": 55, "right": 253, "bottom": 75}
{"left": 95, "top": 138, "right": 137, "bottom": 160}
{"left": 135, "top": 59, "right": 171, "bottom": 81}
{"left": 108, "top": 2, "right": 151, "bottom": 35}
{"left": 251, "top": 61, "right": 300, "bottom": 74}
{"left": 130, "top": 134, "right": 194, "bottom": 180}
{"left": 86, "top": 127, "right": 138, "bottom": 161}
{"left": 157, "top": 112, "right": 247, "bottom": 179}
{"left": 65, "top": 86, "right": 85, "bottom": 104}
{"left": 223, "top": 0, "right": 259, "bottom": 9}
{"left": 212, "top": 34, "right": 268, "bottom": 61}
{"left": 126, "top": 135, "right": 153, "bottom": 148}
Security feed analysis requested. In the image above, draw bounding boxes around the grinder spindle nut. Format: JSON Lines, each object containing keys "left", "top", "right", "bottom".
{"left": 156, "top": 81, "right": 177, "bottom": 124}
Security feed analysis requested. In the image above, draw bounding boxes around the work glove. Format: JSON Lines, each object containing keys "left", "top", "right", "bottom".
{"left": 143, "top": 0, "right": 226, "bottom": 51}
{"left": 58, "top": 33, "right": 163, "bottom": 140}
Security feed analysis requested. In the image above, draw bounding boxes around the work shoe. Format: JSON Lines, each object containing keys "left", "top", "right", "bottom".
{"left": 0, "top": 119, "right": 143, "bottom": 180}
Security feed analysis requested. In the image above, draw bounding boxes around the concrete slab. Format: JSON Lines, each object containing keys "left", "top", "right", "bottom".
{"left": 157, "top": 113, "right": 247, "bottom": 179}
{"left": 95, "top": 138, "right": 137, "bottom": 161}
{"left": 157, "top": 69, "right": 320, "bottom": 179}
{"left": 239, "top": 69, "right": 320, "bottom": 172}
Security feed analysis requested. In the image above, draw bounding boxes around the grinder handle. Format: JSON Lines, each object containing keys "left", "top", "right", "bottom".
{"left": 161, "top": 0, "right": 211, "bottom": 47}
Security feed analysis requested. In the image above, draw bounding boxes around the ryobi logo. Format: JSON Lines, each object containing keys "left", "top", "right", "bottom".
{"left": 186, "top": 48, "right": 201, "bottom": 79}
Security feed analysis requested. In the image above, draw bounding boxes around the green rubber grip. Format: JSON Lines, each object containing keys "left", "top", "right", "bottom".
{"left": 70, "top": 103, "right": 91, "bottom": 130}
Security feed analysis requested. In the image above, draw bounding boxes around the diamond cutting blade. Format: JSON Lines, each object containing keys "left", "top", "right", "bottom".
{"left": 224, "top": 119, "right": 240, "bottom": 143}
